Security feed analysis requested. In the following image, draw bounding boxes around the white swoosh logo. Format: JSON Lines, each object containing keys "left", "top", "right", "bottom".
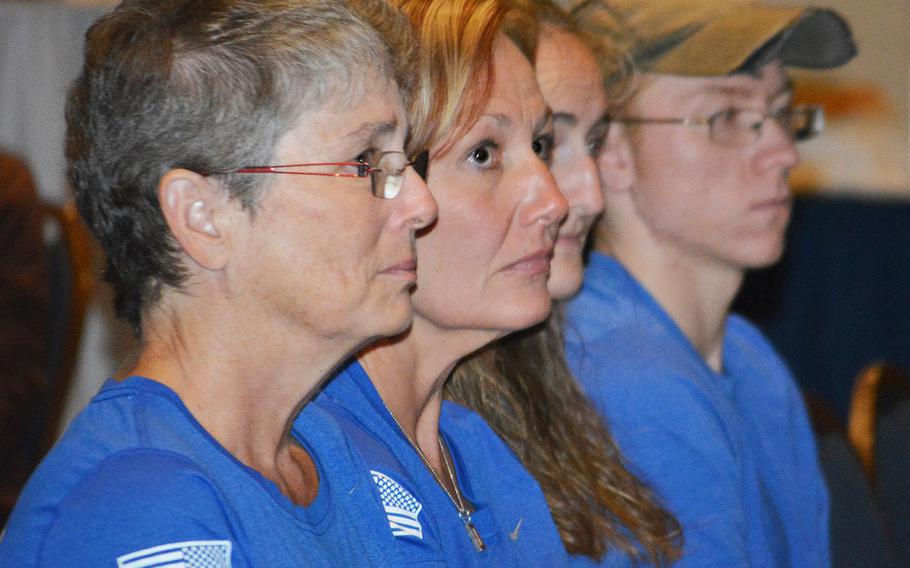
{"left": 509, "top": 517, "right": 523, "bottom": 541}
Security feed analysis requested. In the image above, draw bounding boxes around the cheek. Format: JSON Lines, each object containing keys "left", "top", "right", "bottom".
{"left": 633, "top": 134, "right": 721, "bottom": 220}
{"left": 412, "top": 189, "right": 514, "bottom": 317}
{"left": 418, "top": 198, "right": 501, "bottom": 278}
{"left": 311, "top": 205, "right": 389, "bottom": 291}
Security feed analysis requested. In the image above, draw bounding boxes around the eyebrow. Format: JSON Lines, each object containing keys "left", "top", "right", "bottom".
{"left": 699, "top": 79, "right": 795, "bottom": 105}
{"left": 534, "top": 109, "right": 554, "bottom": 134}
{"left": 592, "top": 111, "right": 611, "bottom": 129}
{"left": 482, "top": 113, "right": 511, "bottom": 127}
{"left": 343, "top": 119, "right": 398, "bottom": 146}
{"left": 480, "top": 109, "right": 553, "bottom": 134}
{"left": 552, "top": 112, "right": 578, "bottom": 127}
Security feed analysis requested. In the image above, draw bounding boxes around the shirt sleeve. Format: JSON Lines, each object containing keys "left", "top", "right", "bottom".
{"left": 37, "top": 449, "right": 247, "bottom": 567}
{"left": 578, "top": 346, "right": 752, "bottom": 568}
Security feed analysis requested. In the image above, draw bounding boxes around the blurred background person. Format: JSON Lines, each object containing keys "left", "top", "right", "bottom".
{"left": 562, "top": 0, "right": 856, "bottom": 565}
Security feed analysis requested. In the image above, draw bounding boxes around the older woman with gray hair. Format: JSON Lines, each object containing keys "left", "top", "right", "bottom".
{"left": 0, "top": 0, "right": 435, "bottom": 565}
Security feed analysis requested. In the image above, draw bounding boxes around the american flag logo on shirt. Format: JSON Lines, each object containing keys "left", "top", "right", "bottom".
{"left": 116, "top": 539, "right": 232, "bottom": 568}
{"left": 370, "top": 470, "right": 424, "bottom": 539}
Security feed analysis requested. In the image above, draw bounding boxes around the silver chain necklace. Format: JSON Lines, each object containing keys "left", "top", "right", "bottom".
{"left": 380, "top": 398, "right": 486, "bottom": 552}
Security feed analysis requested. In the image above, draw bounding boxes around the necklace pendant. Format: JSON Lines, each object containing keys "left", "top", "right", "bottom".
{"left": 460, "top": 511, "right": 486, "bottom": 552}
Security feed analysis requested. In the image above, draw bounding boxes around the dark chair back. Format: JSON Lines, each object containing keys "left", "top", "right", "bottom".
{"left": 806, "top": 393, "right": 893, "bottom": 567}
{"left": 39, "top": 201, "right": 94, "bottom": 452}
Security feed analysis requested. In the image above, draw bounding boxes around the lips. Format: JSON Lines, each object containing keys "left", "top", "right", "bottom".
{"left": 503, "top": 248, "right": 554, "bottom": 276}
{"left": 556, "top": 216, "right": 596, "bottom": 248}
{"left": 381, "top": 258, "right": 418, "bottom": 281}
{"left": 556, "top": 233, "right": 582, "bottom": 248}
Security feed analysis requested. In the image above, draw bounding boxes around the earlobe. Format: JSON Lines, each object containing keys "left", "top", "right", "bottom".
{"left": 158, "top": 169, "right": 230, "bottom": 271}
{"left": 597, "top": 124, "right": 636, "bottom": 195}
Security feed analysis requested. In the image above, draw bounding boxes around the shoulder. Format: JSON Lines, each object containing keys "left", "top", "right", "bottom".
{"left": 440, "top": 401, "right": 511, "bottom": 453}
{"left": 725, "top": 314, "right": 803, "bottom": 400}
{"left": 439, "top": 401, "right": 543, "bottom": 504}
{"left": 4, "top": 449, "right": 240, "bottom": 567}
{"left": 726, "top": 314, "right": 781, "bottom": 358}
{"left": 59, "top": 448, "right": 223, "bottom": 506}
{"left": 568, "top": 333, "right": 719, "bottom": 423}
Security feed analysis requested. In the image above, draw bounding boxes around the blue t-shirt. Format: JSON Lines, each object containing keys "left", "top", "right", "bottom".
{"left": 565, "top": 253, "right": 830, "bottom": 568}
{"left": 0, "top": 376, "right": 401, "bottom": 567}
{"left": 298, "top": 360, "right": 572, "bottom": 567}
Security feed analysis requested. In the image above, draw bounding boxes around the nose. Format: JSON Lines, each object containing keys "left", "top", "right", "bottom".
{"left": 395, "top": 167, "right": 438, "bottom": 231}
{"left": 755, "top": 117, "right": 800, "bottom": 172}
{"left": 520, "top": 158, "right": 568, "bottom": 231}
{"left": 555, "top": 153, "right": 604, "bottom": 222}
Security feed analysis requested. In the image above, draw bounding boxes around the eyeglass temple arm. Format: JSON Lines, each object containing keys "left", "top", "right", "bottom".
{"left": 612, "top": 117, "right": 710, "bottom": 127}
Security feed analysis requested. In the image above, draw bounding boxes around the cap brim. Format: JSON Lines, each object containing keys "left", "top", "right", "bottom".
{"left": 650, "top": 6, "right": 856, "bottom": 76}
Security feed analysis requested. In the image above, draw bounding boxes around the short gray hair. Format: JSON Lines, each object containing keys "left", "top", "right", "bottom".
{"left": 66, "top": 0, "right": 417, "bottom": 336}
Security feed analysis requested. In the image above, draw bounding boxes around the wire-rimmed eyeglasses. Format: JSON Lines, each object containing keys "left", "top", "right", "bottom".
{"left": 212, "top": 150, "right": 429, "bottom": 199}
{"left": 613, "top": 105, "right": 825, "bottom": 148}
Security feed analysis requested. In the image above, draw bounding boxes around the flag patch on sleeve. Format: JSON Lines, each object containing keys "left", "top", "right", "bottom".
{"left": 116, "top": 539, "right": 232, "bottom": 567}
{"left": 370, "top": 470, "right": 424, "bottom": 539}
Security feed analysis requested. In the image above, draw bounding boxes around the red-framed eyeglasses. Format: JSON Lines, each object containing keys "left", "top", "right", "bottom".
{"left": 213, "top": 150, "right": 428, "bottom": 199}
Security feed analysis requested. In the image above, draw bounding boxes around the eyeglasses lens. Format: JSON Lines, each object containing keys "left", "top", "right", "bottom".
{"left": 789, "top": 107, "right": 824, "bottom": 142}
{"left": 710, "top": 106, "right": 824, "bottom": 147}
{"left": 709, "top": 109, "right": 757, "bottom": 147}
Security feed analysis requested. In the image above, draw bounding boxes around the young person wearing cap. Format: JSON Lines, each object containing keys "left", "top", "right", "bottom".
{"left": 561, "top": 0, "right": 856, "bottom": 565}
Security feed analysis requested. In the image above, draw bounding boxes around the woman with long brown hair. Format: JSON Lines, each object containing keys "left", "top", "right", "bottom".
{"left": 447, "top": 1, "right": 683, "bottom": 565}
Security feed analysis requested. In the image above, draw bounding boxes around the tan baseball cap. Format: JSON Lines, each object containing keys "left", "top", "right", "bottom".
{"left": 561, "top": 0, "right": 856, "bottom": 76}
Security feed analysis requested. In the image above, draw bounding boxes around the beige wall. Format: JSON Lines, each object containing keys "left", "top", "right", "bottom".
{"left": 777, "top": 0, "right": 910, "bottom": 194}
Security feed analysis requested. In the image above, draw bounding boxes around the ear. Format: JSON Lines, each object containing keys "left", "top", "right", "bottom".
{"left": 597, "top": 123, "right": 636, "bottom": 195}
{"left": 158, "top": 169, "right": 233, "bottom": 272}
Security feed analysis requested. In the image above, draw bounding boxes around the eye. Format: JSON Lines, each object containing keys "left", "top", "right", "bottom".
{"left": 355, "top": 149, "right": 378, "bottom": 167}
{"left": 532, "top": 133, "right": 554, "bottom": 165}
{"left": 586, "top": 128, "right": 609, "bottom": 158}
{"left": 467, "top": 140, "right": 499, "bottom": 168}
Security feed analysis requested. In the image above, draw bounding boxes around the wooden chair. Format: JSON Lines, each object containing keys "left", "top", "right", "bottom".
{"left": 848, "top": 362, "right": 910, "bottom": 566}
{"left": 848, "top": 363, "right": 910, "bottom": 484}
{"left": 806, "top": 393, "right": 893, "bottom": 567}
{"left": 39, "top": 201, "right": 94, "bottom": 452}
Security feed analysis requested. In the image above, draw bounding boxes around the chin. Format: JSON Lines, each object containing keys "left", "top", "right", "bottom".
{"left": 502, "top": 293, "right": 553, "bottom": 331}
{"left": 547, "top": 258, "right": 584, "bottom": 301}
{"left": 363, "top": 300, "right": 413, "bottom": 340}
{"left": 735, "top": 238, "right": 787, "bottom": 270}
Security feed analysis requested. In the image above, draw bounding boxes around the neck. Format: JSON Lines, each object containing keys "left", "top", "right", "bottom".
{"left": 595, "top": 235, "right": 742, "bottom": 373}
{"left": 131, "top": 290, "right": 360, "bottom": 503}
{"left": 360, "top": 316, "right": 501, "bottom": 473}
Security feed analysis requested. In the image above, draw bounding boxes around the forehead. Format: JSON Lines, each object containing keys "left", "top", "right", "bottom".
{"left": 536, "top": 27, "right": 603, "bottom": 95}
{"left": 633, "top": 62, "right": 790, "bottom": 111}
{"left": 484, "top": 35, "right": 546, "bottom": 115}
{"left": 536, "top": 27, "right": 606, "bottom": 111}
{"left": 281, "top": 73, "right": 406, "bottom": 154}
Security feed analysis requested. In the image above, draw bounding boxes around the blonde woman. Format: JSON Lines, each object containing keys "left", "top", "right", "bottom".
{"left": 448, "top": 1, "right": 682, "bottom": 566}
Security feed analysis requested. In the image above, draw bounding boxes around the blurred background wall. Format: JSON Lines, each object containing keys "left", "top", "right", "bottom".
{"left": 0, "top": 0, "right": 907, "bottom": 434}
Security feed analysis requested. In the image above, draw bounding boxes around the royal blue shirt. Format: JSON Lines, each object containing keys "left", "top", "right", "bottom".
{"left": 565, "top": 253, "right": 830, "bottom": 567}
{"left": 299, "top": 360, "right": 572, "bottom": 567}
{"left": 0, "top": 376, "right": 401, "bottom": 567}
